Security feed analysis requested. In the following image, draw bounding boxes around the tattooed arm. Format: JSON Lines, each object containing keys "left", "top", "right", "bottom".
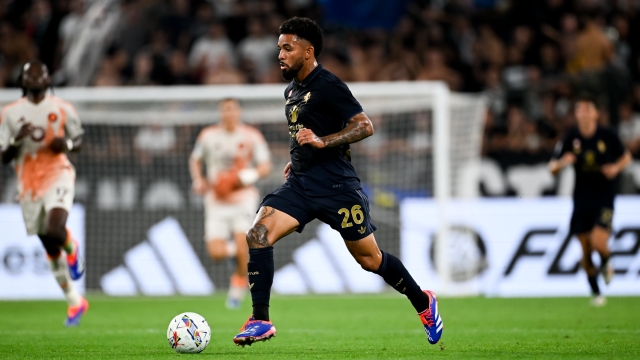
{"left": 296, "top": 112, "right": 374, "bottom": 149}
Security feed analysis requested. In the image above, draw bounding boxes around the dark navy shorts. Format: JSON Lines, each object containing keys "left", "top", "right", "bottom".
{"left": 260, "top": 182, "right": 377, "bottom": 240}
{"left": 570, "top": 204, "right": 613, "bottom": 235}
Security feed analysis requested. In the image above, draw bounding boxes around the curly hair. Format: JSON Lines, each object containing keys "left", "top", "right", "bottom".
{"left": 279, "top": 17, "right": 323, "bottom": 58}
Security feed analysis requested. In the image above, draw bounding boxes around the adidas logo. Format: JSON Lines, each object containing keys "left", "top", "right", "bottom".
{"left": 100, "top": 217, "right": 215, "bottom": 296}
{"left": 272, "top": 224, "right": 384, "bottom": 295}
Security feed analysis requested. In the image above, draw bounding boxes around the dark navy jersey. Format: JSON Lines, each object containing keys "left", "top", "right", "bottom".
{"left": 554, "top": 126, "right": 625, "bottom": 207}
{"left": 284, "top": 64, "right": 364, "bottom": 196}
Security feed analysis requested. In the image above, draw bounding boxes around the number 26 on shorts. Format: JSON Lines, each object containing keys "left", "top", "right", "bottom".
{"left": 338, "top": 205, "right": 364, "bottom": 228}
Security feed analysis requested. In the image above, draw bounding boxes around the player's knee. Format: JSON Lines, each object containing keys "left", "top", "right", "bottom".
{"left": 39, "top": 236, "right": 61, "bottom": 257}
{"left": 246, "top": 224, "right": 270, "bottom": 249}
{"left": 207, "top": 241, "right": 227, "bottom": 261}
{"left": 44, "top": 225, "right": 66, "bottom": 246}
{"left": 356, "top": 255, "right": 379, "bottom": 272}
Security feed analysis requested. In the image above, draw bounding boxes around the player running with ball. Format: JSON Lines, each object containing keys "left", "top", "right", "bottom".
{"left": 190, "top": 98, "right": 272, "bottom": 309}
{"left": 233, "top": 17, "right": 443, "bottom": 347}
{"left": 0, "top": 60, "right": 87, "bottom": 325}
{"left": 549, "top": 94, "right": 631, "bottom": 306}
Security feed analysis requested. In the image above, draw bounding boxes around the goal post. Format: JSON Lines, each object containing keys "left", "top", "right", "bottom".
{"left": 0, "top": 82, "right": 485, "bottom": 296}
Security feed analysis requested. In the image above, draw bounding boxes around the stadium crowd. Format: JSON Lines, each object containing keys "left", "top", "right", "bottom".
{"left": 1, "top": 0, "right": 640, "bottom": 169}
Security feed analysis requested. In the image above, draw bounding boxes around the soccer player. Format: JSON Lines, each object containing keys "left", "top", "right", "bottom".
{"left": 233, "top": 17, "right": 443, "bottom": 346}
{"left": 549, "top": 94, "right": 631, "bottom": 307}
{"left": 189, "top": 98, "right": 272, "bottom": 309}
{"left": 0, "top": 60, "right": 87, "bottom": 325}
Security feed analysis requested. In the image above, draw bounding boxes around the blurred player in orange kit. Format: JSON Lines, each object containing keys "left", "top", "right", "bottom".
{"left": 189, "top": 98, "right": 272, "bottom": 309}
{"left": 0, "top": 60, "right": 87, "bottom": 326}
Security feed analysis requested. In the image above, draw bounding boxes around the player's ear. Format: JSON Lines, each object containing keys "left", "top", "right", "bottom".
{"left": 306, "top": 46, "right": 314, "bottom": 60}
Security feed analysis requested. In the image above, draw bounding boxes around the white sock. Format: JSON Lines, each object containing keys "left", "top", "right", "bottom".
{"left": 48, "top": 254, "right": 81, "bottom": 307}
{"left": 228, "top": 283, "right": 247, "bottom": 301}
{"left": 226, "top": 242, "right": 237, "bottom": 257}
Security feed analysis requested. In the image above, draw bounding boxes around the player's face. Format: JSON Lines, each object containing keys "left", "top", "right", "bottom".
{"left": 574, "top": 101, "right": 599, "bottom": 128}
{"left": 22, "top": 62, "right": 50, "bottom": 92}
{"left": 219, "top": 100, "right": 241, "bottom": 130}
{"left": 278, "top": 34, "right": 308, "bottom": 80}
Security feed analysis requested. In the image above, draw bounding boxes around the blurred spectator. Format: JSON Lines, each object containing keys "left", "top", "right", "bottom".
{"left": 115, "top": 0, "right": 148, "bottom": 62}
{"left": 189, "top": 22, "right": 235, "bottom": 81}
{"left": 0, "top": 22, "right": 36, "bottom": 87}
{"left": 59, "top": 0, "right": 84, "bottom": 54}
{"left": 93, "top": 47, "right": 128, "bottom": 87}
{"left": 416, "top": 49, "right": 461, "bottom": 90}
{"left": 573, "top": 12, "right": 614, "bottom": 73}
{"left": 166, "top": 50, "right": 193, "bottom": 85}
{"left": 619, "top": 102, "right": 640, "bottom": 157}
{"left": 483, "top": 66, "right": 507, "bottom": 119}
{"left": 142, "top": 29, "right": 173, "bottom": 85}
{"left": 238, "top": 18, "right": 278, "bottom": 79}
{"left": 203, "top": 57, "right": 246, "bottom": 85}
{"left": 134, "top": 124, "right": 177, "bottom": 166}
{"left": 129, "top": 52, "right": 154, "bottom": 86}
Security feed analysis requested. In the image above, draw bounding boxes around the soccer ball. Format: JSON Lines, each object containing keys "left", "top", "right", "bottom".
{"left": 167, "top": 312, "right": 211, "bottom": 353}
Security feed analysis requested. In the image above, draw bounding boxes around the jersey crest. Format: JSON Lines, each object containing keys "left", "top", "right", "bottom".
{"left": 289, "top": 105, "right": 299, "bottom": 123}
{"left": 597, "top": 140, "right": 606, "bottom": 153}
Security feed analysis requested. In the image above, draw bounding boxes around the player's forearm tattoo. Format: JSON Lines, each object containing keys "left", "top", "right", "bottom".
{"left": 247, "top": 224, "right": 270, "bottom": 249}
{"left": 320, "top": 116, "right": 372, "bottom": 148}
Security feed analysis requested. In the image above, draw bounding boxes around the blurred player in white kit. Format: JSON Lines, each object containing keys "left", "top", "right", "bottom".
{"left": 190, "top": 98, "right": 272, "bottom": 308}
{"left": 0, "top": 60, "right": 87, "bottom": 326}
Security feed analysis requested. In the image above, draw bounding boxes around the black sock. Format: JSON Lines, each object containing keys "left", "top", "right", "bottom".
{"left": 587, "top": 274, "right": 600, "bottom": 295}
{"left": 248, "top": 247, "right": 274, "bottom": 321}
{"left": 599, "top": 253, "right": 610, "bottom": 268}
{"left": 374, "top": 251, "right": 430, "bottom": 313}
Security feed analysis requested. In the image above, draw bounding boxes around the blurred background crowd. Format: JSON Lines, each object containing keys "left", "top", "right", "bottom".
{"left": 1, "top": 0, "right": 640, "bottom": 194}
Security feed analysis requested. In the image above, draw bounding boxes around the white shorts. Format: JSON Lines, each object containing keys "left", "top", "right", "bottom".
{"left": 204, "top": 195, "right": 258, "bottom": 241}
{"left": 20, "top": 169, "right": 75, "bottom": 236}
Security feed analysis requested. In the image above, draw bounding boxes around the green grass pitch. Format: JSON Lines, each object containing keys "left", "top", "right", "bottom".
{"left": 1, "top": 294, "right": 639, "bottom": 359}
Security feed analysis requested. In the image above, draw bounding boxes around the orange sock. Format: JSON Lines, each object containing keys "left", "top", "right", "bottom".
{"left": 63, "top": 228, "right": 77, "bottom": 263}
{"left": 230, "top": 273, "right": 248, "bottom": 288}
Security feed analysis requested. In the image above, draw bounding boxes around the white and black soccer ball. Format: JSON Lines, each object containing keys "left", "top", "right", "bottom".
{"left": 167, "top": 312, "right": 211, "bottom": 353}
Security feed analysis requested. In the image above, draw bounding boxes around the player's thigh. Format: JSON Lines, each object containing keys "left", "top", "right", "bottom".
{"left": 252, "top": 184, "right": 314, "bottom": 247}
{"left": 593, "top": 207, "right": 613, "bottom": 235}
{"left": 570, "top": 207, "right": 598, "bottom": 236}
{"left": 591, "top": 225, "right": 611, "bottom": 247}
{"left": 20, "top": 198, "right": 46, "bottom": 236}
{"left": 344, "top": 233, "right": 383, "bottom": 271}
{"left": 230, "top": 196, "right": 259, "bottom": 238}
{"left": 42, "top": 170, "right": 74, "bottom": 229}
{"left": 204, "top": 200, "right": 232, "bottom": 241}
{"left": 247, "top": 206, "right": 300, "bottom": 248}
{"left": 317, "top": 188, "right": 377, "bottom": 241}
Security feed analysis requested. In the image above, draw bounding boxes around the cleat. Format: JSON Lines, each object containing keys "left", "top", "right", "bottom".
{"left": 591, "top": 295, "right": 606, "bottom": 307}
{"left": 418, "top": 290, "right": 443, "bottom": 344}
{"left": 226, "top": 298, "right": 241, "bottom": 310}
{"left": 66, "top": 240, "right": 85, "bottom": 281}
{"left": 233, "top": 315, "right": 276, "bottom": 347}
{"left": 64, "top": 297, "right": 89, "bottom": 327}
{"left": 600, "top": 259, "right": 614, "bottom": 285}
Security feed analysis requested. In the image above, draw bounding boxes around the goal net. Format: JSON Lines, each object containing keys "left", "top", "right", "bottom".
{"left": 0, "top": 82, "right": 485, "bottom": 296}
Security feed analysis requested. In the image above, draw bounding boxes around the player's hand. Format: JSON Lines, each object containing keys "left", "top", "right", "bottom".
{"left": 283, "top": 162, "right": 291, "bottom": 180}
{"left": 296, "top": 128, "right": 325, "bottom": 149}
{"left": 14, "top": 122, "right": 33, "bottom": 141}
{"left": 602, "top": 164, "right": 620, "bottom": 180}
{"left": 49, "top": 137, "right": 67, "bottom": 154}
{"left": 192, "top": 177, "right": 208, "bottom": 194}
{"left": 561, "top": 152, "right": 576, "bottom": 166}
